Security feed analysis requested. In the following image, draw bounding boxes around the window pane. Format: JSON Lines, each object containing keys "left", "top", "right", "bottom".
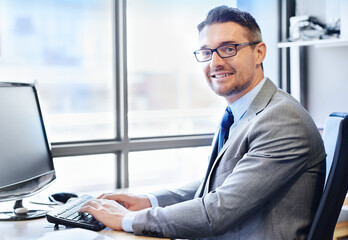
{"left": 127, "top": 0, "right": 236, "bottom": 138}
{"left": 50, "top": 154, "right": 115, "bottom": 193}
{"left": 129, "top": 147, "right": 211, "bottom": 189}
{"left": 0, "top": 0, "right": 115, "bottom": 142}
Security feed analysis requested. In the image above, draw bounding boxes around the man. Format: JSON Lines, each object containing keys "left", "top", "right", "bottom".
{"left": 80, "top": 6, "right": 326, "bottom": 239}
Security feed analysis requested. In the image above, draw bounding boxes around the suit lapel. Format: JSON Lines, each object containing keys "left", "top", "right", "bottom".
{"left": 199, "top": 78, "right": 277, "bottom": 196}
{"left": 195, "top": 132, "right": 219, "bottom": 197}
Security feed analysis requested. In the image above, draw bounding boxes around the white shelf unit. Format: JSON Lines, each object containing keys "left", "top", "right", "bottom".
{"left": 277, "top": 38, "right": 348, "bottom": 104}
{"left": 278, "top": 38, "right": 348, "bottom": 48}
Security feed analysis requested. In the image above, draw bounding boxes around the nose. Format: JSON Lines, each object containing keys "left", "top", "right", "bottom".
{"left": 210, "top": 51, "right": 224, "bottom": 68}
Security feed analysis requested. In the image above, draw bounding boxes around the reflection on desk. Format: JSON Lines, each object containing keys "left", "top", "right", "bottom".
{"left": 0, "top": 218, "right": 170, "bottom": 240}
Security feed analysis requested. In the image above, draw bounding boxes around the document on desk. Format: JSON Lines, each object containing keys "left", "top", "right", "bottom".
{"left": 37, "top": 228, "right": 114, "bottom": 240}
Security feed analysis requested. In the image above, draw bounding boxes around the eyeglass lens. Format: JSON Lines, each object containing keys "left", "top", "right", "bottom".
{"left": 195, "top": 44, "right": 237, "bottom": 62}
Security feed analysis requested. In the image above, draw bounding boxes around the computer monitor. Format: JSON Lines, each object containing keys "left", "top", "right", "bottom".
{"left": 0, "top": 82, "right": 56, "bottom": 220}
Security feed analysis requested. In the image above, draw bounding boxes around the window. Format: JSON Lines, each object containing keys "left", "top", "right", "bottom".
{"left": 129, "top": 147, "right": 210, "bottom": 189}
{"left": 51, "top": 154, "right": 116, "bottom": 193}
{"left": 127, "top": 0, "right": 234, "bottom": 137}
{"left": 0, "top": 0, "right": 237, "bottom": 191}
{"left": 0, "top": 0, "right": 116, "bottom": 142}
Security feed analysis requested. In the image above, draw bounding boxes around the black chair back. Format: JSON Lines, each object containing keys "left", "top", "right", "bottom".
{"left": 308, "top": 112, "right": 348, "bottom": 240}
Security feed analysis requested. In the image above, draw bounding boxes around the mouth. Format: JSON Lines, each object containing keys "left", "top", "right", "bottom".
{"left": 210, "top": 72, "right": 234, "bottom": 79}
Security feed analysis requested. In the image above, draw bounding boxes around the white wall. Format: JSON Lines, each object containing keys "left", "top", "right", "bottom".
{"left": 306, "top": 45, "right": 348, "bottom": 127}
{"left": 296, "top": 0, "right": 348, "bottom": 127}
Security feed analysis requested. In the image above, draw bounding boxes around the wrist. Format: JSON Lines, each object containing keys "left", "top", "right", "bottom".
{"left": 122, "top": 211, "right": 137, "bottom": 232}
{"left": 143, "top": 193, "right": 159, "bottom": 207}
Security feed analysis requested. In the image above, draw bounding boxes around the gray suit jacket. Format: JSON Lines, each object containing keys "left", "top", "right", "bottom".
{"left": 132, "top": 78, "right": 326, "bottom": 239}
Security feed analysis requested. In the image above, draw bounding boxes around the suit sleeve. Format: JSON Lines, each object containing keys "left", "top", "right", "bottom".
{"left": 131, "top": 103, "right": 325, "bottom": 239}
{"left": 151, "top": 180, "right": 201, "bottom": 207}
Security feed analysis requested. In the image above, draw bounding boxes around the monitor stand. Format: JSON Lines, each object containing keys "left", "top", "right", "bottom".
{"left": 0, "top": 199, "right": 48, "bottom": 221}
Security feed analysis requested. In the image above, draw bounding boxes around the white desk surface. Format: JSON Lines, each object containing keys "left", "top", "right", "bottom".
{"left": 0, "top": 218, "right": 168, "bottom": 239}
{"left": 0, "top": 188, "right": 170, "bottom": 240}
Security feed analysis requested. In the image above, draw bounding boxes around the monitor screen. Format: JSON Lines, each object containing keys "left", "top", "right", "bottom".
{"left": 0, "top": 82, "right": 55, "bottom": 211}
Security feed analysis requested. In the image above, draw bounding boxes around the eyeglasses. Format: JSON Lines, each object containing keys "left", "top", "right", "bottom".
{"left": 193, "top": 41, "right": 260, "bottom": 62}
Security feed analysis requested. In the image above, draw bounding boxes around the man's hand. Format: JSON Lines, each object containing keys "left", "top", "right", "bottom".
{"left": 79, "top": 198, "right": 129, "bottom": 231}
{"left": 97, "top": 192, "right": 152, "bottom": 211}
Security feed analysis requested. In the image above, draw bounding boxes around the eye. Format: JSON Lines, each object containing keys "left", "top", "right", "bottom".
{"left": 200, "top": 50, "right": 211, "bottom": 56}
{"left": 220, "top": 45, "right": 235, "bottom": 53}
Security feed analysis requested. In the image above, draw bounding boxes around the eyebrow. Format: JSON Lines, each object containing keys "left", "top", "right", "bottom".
{"left": 200, "top": 41, "right": 238, "bottom": 49}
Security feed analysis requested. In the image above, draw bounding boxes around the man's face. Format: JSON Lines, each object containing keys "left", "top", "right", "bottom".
{"left": 198, "top": 22, "right": 263, "bottom": 104}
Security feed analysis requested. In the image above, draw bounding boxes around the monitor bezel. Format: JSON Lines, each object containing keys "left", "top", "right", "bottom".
{"left": 0, "top": 81, "right": 56, "bottom": 202}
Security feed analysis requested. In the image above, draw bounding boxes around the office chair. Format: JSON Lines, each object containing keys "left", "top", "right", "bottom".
{"left": 308, "top": 112, "right": 348, "bottom": 240}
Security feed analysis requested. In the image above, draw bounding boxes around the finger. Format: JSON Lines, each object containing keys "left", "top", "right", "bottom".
{"left": 79, "top": 199, "right": 112, "bottom": 214}
{"left": 79, "top": 203, "right": 96, "bottom": 213}
{"left": 79, "top": 199, "right": 102, "bottom": 212}
{"left": 97, "top": 193, "right": 112, "bottom": 199}
{"left": 96, "top": 194, "right": 104, "bottom": 199}
{"left": 99, "top": 194, "right": 126, "bottom": 206}
{"left": 100, "top": 193, "right": 120, "bottom": 200}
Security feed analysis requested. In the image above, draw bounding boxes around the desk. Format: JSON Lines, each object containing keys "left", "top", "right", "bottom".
{"left": 0, "top": 217, "right": 169, "bottom": 240}
{"left": 0, "top": 189, "right": 170, "bottom": 240}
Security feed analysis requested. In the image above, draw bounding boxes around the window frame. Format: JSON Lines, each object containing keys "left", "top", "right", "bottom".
{"left": 51, "top": 0, "right": 214, "bottom": 188}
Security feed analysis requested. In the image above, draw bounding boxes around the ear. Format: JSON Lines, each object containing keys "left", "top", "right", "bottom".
{"left": 255, "top": 42, "right": 266, "bottom": 65}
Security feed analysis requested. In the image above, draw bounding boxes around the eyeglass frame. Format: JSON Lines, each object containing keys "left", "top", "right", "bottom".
{"left": 193, "top": 41, "right": 261, "bottom": 62}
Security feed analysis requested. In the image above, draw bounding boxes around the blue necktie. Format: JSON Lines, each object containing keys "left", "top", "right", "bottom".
{"left": 218, "top": 107, "right": 234, "bottom": 152}
{"left": 198, "top": 107, "right": 234, "bottom": 197}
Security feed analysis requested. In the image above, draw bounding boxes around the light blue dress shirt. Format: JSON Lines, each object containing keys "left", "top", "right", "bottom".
{"left": 122, "top": 78, "right": 267, "bottom": 232}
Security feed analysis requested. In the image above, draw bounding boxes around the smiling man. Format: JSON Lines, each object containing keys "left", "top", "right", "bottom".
{"left": 80, "top": 6, "right": 326, "bottom": 240}
{"left": 197, "top": 20, "right": 264, "bottom": 104}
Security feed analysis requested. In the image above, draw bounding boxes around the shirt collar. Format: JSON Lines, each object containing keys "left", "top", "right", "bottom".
{"left": 229, "top": 78, "right": 266, "bottom": 122}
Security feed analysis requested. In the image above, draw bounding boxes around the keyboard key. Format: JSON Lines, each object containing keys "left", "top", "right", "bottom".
{"left": 46, "top": 195, "right": 106, "bottom": 231}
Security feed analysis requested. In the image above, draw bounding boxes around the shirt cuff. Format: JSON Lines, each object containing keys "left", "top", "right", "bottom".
{"left": 122, "top": 211, "right": 137, "bottom": 232}
{"left": 144, "top": 193, "right": 159, "bottom": 207}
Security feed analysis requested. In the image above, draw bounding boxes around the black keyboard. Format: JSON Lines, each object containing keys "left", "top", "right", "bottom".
{"left": 46, "top": 195, "right": 105, "bottom": 231}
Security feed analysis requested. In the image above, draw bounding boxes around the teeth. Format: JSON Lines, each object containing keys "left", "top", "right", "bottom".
{"left": 214, "top": 73, "right": 233, "bottom": 78}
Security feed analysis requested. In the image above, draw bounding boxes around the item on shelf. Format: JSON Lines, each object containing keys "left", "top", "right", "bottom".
{"left": 326, "top": 18, "right": 341, "bottom": 37}
{"left": 289, "top": 16, "right": 336, "bottom": 41}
